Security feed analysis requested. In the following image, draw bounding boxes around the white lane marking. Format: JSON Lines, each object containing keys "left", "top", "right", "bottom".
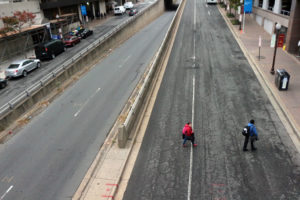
{"left": 187, "top": 0, "right": 197, "bottom": 199}
{"left": 118, "top": 55, "right": 131, "bottom": 68}
{"left": 74, "top": 88, "right": 101, "bottom": 117}
{"left": 208, "top": 11, "right": 211, "bottom": 16}
{"left": 0, "top": 185, "right": 13, "bottom": 200}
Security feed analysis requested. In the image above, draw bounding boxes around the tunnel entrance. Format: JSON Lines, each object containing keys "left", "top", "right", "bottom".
{"left": 164, "top": 0, "right": 179, "bottom": 10}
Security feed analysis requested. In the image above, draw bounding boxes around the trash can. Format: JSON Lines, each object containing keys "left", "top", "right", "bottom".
{"left": 275, "top": 69, "right": 290, "bottom": 91}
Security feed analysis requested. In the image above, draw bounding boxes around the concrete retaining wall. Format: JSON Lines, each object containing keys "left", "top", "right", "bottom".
{"left": 117, "top": 0, "right": 184, "bottom": 148}
{"left": 0, "top": 0, "right": 165, "bottom": 136}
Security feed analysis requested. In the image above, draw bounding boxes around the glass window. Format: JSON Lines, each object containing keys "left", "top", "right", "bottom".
{"left": 268, "top": 0, "right": 274, "bottom": 10}
{"left": 22, "top": 61, "right": 29, "bottom": 66}
{"left": 8, "top": 64, "right": 20, "bottom": 69}
{"left": 281, "top": 0, "right": 291, "bottom": 15}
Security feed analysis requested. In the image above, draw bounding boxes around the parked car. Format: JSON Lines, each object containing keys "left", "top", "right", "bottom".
{"left": 64, "top": 35, "right": 81, "bottom": 47}
{"left": 128, "top": 8, "right": 138, "bottom": 16}
{"left": 5, "top": 59, "right": 41, "bottom": 78}
{"left": 114, "top": 6, "right": 126, "bottom": 15}
{"left": 79, "top": 29, "right": 93, "bottom": 39}
{"left": 124, "top": 2, "right": 134, "bottom": 9}
{"left": 35, "top": 40, "right": 66, "bottom": 60}
{"left": 69, "top": 29, "right": 85, "bottom": 38}
{"left": 0, "top": 78, "right": 7, "bottom": 89}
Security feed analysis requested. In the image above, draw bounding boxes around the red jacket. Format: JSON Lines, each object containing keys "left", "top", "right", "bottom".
{"left": 183, "top": 124, "right": 193, "bottom": 136}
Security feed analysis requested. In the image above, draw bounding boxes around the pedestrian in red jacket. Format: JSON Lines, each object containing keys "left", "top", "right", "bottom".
{"left": 182, "top": 122, "right": 197, "bottom": 147}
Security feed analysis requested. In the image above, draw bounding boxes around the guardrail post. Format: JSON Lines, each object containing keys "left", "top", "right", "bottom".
{"left": 25, "top": 90, "right": 30, "bottom": 97}
{"left": 8, "top": 103, "right": 13, "bottom": 109}
{"left": 118, "top": 125, "right": 127, "bottom": 148}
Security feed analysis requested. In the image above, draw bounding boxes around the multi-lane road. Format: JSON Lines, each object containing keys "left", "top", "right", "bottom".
{"left": 123, "top": 0, "right": 300, "bottom": 199}
{"left": 0, "top": 2, "right": 152, "bottom": 108}
{"left": 0, "top": 7, "right": 175, "bottom": 200}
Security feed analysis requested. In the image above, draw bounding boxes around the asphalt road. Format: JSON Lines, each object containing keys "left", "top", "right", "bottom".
{"left": 0, "top": 11, "right": 175, "bottom": 200}
{"left": 0, "top": 2, "right": 152, "bottom": 108}
{"left": 123, "top": 0, "right": 300, "bottom": 200}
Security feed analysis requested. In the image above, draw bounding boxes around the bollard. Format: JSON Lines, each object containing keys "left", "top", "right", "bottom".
{"left": 118, "top": 125, "right": 127, "bottom": 148}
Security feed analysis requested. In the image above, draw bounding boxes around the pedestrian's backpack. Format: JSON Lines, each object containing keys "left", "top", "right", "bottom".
{"left": 242, "top": 126, "right": 250, "bottom": 136}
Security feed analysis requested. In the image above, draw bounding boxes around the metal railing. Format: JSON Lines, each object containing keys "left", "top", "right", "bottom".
{"left": 0, "top": 5, "right": 149, "bottom": 118}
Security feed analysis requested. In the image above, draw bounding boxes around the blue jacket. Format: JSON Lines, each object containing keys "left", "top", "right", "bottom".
{"left": 248, "top": 123, "right": 258, "bottom": 136}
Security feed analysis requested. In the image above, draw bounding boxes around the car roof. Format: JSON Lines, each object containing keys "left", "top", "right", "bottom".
{"left": 10, "top": 59, "right": 29, "bottom": 64}
{"left": 45, "top": 40, "right": 60, "bottom": 45}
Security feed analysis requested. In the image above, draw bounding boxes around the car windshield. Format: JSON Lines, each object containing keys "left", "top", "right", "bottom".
{"left": 115, "top": 8, "right": 119, "bottom": 10}
{"left": 65, "top": 37, "right": 72, "bottom": 41}
{"left": 8, "top": 64, "right": 19, "bottom": 69}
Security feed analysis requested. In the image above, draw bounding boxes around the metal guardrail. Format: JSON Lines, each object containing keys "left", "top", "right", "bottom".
{"left": 0, "top": 3, "right": 153, "bottom": 118}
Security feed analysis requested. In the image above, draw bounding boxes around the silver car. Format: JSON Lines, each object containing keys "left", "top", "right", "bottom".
{"left": 5, "top": 59, "right": 41, "bottom": 78}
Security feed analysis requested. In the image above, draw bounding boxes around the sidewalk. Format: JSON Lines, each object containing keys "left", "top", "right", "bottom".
{"left": 218, "top": 6, "right": 300, "bottom": 139}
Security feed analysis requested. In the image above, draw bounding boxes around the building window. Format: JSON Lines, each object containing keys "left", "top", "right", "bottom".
{"left": 268, "top": 0, "right": 274, "bottom": 10}
{"left": 258, "top": 0, "right": 263, "bottom": 7}
{"left": 281, "top": 0, "right": 291, "bottom": 16}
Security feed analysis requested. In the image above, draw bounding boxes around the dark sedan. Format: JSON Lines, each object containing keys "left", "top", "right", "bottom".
{"left": 80, "top": 29, "right": 93, "bottom": 39}
{"left": 128, "top": 8, "right": 138, "bottom": 16}
{"left": 0, "top": 78, "right": 7, "bottom": 89}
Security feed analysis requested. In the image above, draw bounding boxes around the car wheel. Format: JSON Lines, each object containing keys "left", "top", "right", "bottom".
{"left": 23, "top": 70, "right": 27, "bottom": 77}
{"left": 0, "top": 83, "right": 5, "bottom": 89}
{"left": 71, "top": 43, "right": 74, "bottom": 47}
{"left": 37, "top": 62, "right": 41, "bottom": 68}
{"left": 51, "top": 53, "right": 55, "bottom": 59}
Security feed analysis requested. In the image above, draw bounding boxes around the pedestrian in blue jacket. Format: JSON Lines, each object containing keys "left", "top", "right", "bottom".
{"left": 243, "top": 119, "right": 258, "bottom": 151}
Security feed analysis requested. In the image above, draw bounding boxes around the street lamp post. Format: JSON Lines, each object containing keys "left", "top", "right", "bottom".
{"left": 270, "top": 23, "right": 281, "bottom": 75}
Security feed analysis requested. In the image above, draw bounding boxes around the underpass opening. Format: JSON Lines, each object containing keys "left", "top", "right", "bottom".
{"left": 164, "top": 0, "right": 179, "bottom": 10}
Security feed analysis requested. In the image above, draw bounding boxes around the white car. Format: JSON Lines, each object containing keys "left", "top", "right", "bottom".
{"left": 206, "top": 0, "right": 217, "bottom": 3}
{"left": 124, "top": 2, "right": 134, "bottom": 10}
{"left": 5, "top": 59, "right": 41, "bottom": 78}
{"left": 114, "top": 6, "right": 126, "bottom": 15}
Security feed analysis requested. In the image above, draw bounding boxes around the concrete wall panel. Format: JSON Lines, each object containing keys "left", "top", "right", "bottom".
{"left": 256, "top": 15, "right": 263, "bottom": 25}
{"left": 264, "top": 18, "right": 273, "bottom": 34}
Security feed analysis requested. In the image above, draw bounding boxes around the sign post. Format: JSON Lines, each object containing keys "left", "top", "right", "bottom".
{"left": 80, "top": 5, "right": 87, "bottom": 26}
{"left": 242, "top": 0, "right": 252, "bottom": 33}
{"left": 258, "top": 35, "right": 261, "bottom": 60}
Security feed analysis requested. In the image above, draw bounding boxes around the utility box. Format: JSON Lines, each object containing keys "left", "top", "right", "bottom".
{"left": 275, "top": 69, "right": 290, "bottom": 91}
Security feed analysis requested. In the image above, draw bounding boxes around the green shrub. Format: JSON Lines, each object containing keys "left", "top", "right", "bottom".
{"left": 220, "top": 3, "right": 226, "bottom": 8}
{"left": 231, "top": 19, "right": 240, "bottom": 25}
{"left": 227, "top": 13, "right": 235, "bottom": 18}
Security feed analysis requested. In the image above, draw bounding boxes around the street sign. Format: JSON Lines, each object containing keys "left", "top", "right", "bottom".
{"left": 270, "top": 34, "right": 276, "bottom": 48}
{"left": 244, "top": 0, "right": 252, "bottom": 13}
{"left": 277, "top": 34, "right": 285, "bottom": 48}
{"left": 80, "top": 5, "right": 87, "bottom": 16}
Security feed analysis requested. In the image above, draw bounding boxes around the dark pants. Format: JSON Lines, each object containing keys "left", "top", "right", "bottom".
{"left": 183, "top": 135, "right": 195, "bottom": 145}
{"left": 243, "top": 135, "right": 255, "bottom": 150}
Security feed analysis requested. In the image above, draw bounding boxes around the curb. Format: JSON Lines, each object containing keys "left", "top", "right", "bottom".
{"left": 217, "top": 5, "right": 300, "bottom": 146}
{"left": 74, "top": 0, "right": 186, "bottom": 199}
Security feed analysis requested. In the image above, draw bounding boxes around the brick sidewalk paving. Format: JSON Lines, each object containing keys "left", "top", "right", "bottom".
{"left": 218, "top": 6, "right": 300, "bottom": 140}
